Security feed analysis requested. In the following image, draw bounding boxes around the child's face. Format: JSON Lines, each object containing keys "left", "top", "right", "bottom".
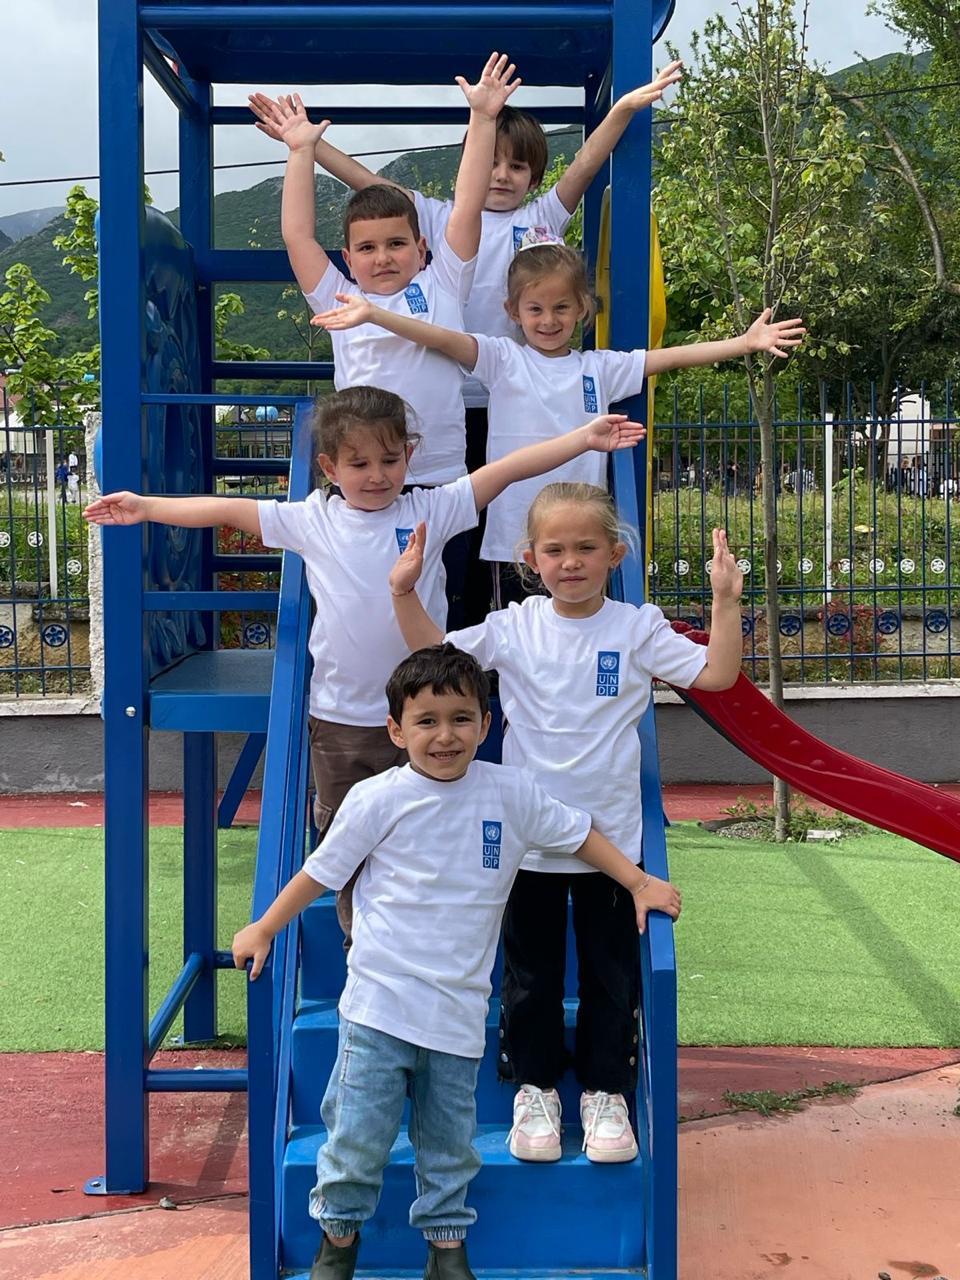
{"left": 343, "top": 215, "right": 427, "bottom": 295}
{"left": 523, "top": 504, "right": 626, "bottom": 614}
{"left": 508, "top": 272, "right": 587, "bottom": 356}
{"left": 318, "top": 427, "right": 411, "bottom": 511}
{"left": 387, "top": 687, "right": 491, "bottom": 783}
{"left": 485, "top": 142, "right": 536, "bottom": 212}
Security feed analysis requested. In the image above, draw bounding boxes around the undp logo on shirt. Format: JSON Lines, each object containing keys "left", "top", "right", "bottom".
{"left": 404, "top": 283, "right": 429, "bottom": 314}
{"left": 482, "top": 820, "right": 502, "bottom": 870}
{"left": 596, "top": 650, "right": 621, "bottom": 697}
{"left": 395, "top": 528, "right": 414, "bottom": 552}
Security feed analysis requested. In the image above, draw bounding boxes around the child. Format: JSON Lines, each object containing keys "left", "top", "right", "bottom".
{"left": 312, "top": 242, "right": 805, "bottom": 605}
{"left": 271, "top": 52, "right": 520, "bottom": 488}
{"left": 231, "top": 643, "right": 681, "bottom": 1280}
{"left": 249, "top": 61, "right": 683, "bottom": 411}
{"left": 83, "top": 386, "right": 645, "bottom": 943}
{"left": 387, "top": 486, "right": 743, "bottom": 1164}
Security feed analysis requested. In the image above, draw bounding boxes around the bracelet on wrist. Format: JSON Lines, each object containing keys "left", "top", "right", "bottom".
{"left": 389, "top": 586, "right": 413, "bottom": 597}
{"left": 633, "top": 872, "right": 651, "bottom": 895}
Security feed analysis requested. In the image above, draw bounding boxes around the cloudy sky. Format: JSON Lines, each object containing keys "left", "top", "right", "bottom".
{"left": 1, "top": 1, "right": 904, "bottom": 219}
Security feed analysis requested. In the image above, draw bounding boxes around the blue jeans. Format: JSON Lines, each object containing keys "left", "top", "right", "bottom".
{"left": 309, "top": 1018, "right": 482, "bottom": 1242}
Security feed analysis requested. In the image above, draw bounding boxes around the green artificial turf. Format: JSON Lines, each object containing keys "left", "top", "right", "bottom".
{"left": 668, "top": 823, "right": 960, "bottom": 1047}
{"left": 2, "top": 820, "right": 959, "bottom": 1051}
{"left": 0, "top": 825, "right": 258, "bottom": 1051}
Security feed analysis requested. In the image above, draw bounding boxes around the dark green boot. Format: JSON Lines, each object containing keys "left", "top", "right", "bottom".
{"left": 423, "top": 1241, "right": 476, "bottom": 1280}
{"left": 309, "top": 1232, "right": 360, "bottom": 1280}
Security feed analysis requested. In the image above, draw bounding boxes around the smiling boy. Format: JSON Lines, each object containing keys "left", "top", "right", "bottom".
{"left": 232, "top": 644, "right": 680, "bottom": 1280}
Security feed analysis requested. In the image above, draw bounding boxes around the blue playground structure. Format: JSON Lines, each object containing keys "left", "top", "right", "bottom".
{"left": 94, "top": 1, "right": 679, "bottom": 1276}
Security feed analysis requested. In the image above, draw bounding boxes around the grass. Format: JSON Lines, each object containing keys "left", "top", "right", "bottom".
{"left": 721, "top": 1081, "right": 861, "bottom": 1116}
{"left": 2, "top": 819, "right": 960, "bottom": 1052}
{"left": 0, "top": 824, "right": 258, "bottom": 1051}
{"left": 669, "top": 823, "right": 960, "bottom": 1047}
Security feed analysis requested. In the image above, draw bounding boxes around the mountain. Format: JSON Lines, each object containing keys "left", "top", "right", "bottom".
{"left": 0, "top": 206, "right": 65, "bottom": 243}
{"left": 0, "top": 229, "right": 11, "bottom": 251}
{"left": 0, "top": 132, "right": 578, "bottom": 364}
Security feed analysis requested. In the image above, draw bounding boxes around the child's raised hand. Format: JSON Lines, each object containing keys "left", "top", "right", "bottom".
{"left": 455, "top": 52, "right": 521, "bottom": 119}
{"left": 616, "top": 59, "right": 684, "bottom": 114}
{"left": 82, "top": 491, "right": 148, "bottom": 526}
{"left": 390, "top": 522, "right": 427, "bottom": 597}
{"left": 310, "top": 293, "right": 375, "bottom": 331}
{"left": 633, "top": 872, "right": 682, "bottom": 934}
{"left": 744, "top": 308, "right": 806, "bottom": 359}
{"left": 583, "top": 414, "right": 647, "bottom": 453}
{"left": 256, "top": 92, "right": 331, "bottom": 153}
{"left": 708, "top": 529, "right": 743, "bottom": 603}
{"left": 232, "top": 922, "right": 273, "bottom": 981}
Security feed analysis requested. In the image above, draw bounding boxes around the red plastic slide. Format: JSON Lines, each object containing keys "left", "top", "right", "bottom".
{"left": 669, "top": 623, "right": 960, "bottom": 865}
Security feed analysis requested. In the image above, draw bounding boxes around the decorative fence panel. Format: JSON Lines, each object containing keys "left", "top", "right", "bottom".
{"left": 649, "top": 382, "right": 959, "bottom": 684}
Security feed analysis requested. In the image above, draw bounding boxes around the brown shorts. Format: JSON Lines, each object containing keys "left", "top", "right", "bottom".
{"left": 308, "top": 716, "right": 407, "bottom": 944}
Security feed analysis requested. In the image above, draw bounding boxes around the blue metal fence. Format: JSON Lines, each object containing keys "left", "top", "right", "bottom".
{"left": 649, "top": 381, "right": 959, "bottom": 684}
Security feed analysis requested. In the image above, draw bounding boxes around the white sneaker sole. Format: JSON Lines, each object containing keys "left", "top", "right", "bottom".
{"left": 583, "top": 1141, "right": 639, "bottom": 1164}
{"left": 508, "top": 1137, "right": 563, "bottom": 1162}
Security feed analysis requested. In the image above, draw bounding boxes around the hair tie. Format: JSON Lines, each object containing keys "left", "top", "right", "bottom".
{"left": 517, "top": 226, "right": 567, "bottom": 253}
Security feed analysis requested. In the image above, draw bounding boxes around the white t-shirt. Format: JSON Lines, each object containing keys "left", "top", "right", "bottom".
{"left": 302, "top": 761, "right": 591, "bottom": 1057}
{"left": 469, "top": 337, "right": 647, "bottom": 562}
{"left": 303, "top": 237, "right": 475, "bottom": 485}
{"left": 258, "top": 477, "right": 476, "bottom": 726}
{"left": 447, "top": 596, "right": 707, "bottom": 872}
{"left": 414, "top": 186, "right": 572, "bottom": 407}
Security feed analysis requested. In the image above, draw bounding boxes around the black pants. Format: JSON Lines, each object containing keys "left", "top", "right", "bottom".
{"left": 498, "top": 868, "right": 641, "bottom": 1094}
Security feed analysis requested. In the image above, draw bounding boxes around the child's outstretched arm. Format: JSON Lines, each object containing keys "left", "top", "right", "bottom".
{"left": 232, "top": 869, "right": 328, "bottom": 980}
{"left": 574, "top": 828, "right": 682, "bottom": 934}
{"left": 389, "top": 523, "right": 446, "bottom": 650}
{"left": 469, "top": 413, "right": 644, "bottom": 511}
{"left": 645, "top": 309, "right": 805, "bottom": 376}
{"left": 555, "top": 60, "right": 683, "bottom": 213}
{"left": 693, "top": 528, "right": 744, "bottom": 691}
{"left": 270, "top": 94, "right": 335, "bottom": 294}
{"left": 249, "top": 92, "right": 415, "bottom": 200}
{"left": 83, "top": 491, "right": 262, "bottom": 537}
{"left": 310, "top": 294, "right": 479, "bottom": 369}
{"left": 446, "top": 52, "right": 521, "bottom": 261}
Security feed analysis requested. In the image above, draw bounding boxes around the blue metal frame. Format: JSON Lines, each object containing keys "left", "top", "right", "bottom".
{"left": 97, "top": 0, "right": 678, "bottom": 1272}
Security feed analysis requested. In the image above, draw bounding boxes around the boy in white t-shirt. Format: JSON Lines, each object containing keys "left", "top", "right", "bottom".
{"left": 232, "top": 644, "right": 680, "bottom": 1280}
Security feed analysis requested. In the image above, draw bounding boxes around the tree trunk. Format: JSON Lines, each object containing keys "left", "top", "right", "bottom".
{"left": 754, "top": 366, "right": 791, "bottom": 841}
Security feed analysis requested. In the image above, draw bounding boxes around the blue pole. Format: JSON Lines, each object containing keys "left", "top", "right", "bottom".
{"left": 182, "top": 733, "right": 219, "bottom": 1041}
{"left": 140, "top": 4, "right": 610, "bottom": 29}
{"left": 97, "top": 0, "right": 150, "bottom": 1196}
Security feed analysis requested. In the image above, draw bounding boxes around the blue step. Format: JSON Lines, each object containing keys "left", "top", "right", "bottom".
{"left": 286, "top": 1272, "right": 644, "bottom": 1278}
{"left": 290, "top": 998, "right": 606, "bottom": 1129}
{"left": 281, "top": 1124, "right": 646, "bottom": 1273}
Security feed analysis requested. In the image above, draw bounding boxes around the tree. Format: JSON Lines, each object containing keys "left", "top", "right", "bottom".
{"left": 655, "top": 0, "right": 871, "bottom": 839}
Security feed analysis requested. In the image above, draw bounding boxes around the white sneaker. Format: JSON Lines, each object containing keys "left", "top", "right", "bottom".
{"left": 508, "top": 1084, "right": 562, "bottom": 1162}
{"left": 580, "top": 1090, "right": 638, "bottom": 1163}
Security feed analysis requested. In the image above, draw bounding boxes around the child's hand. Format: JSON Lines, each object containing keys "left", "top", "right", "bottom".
{"left": 744, "top": 308, "right": 806, "bottom": 358}
{"left": 633, "top": 872, "right": 682, "bottom": 934}
{"left": 615, "top": 59, "right": 684, "bottom": 114}
{"left": 310, "top": 293, "right": 376, "bottom": 331}
{"left": 83, "top": 491, "right": 148, "bottom": 526}
{"left": 455, "top": 52, "right": 521, "bottom": 119}
{"left": 232, "top": 922, "right": 273, "bottom": 981}
{"left": 255, "top": 92, "right": 331, "bottom": 153}
{"left": 390, "top": 522, "right": 426, "bottom": 596}
{"left": 583, "top": 414, "right": 646, "bottom": 453}
{"left": 709, "top": 528, "right": 743, "bottom": 603}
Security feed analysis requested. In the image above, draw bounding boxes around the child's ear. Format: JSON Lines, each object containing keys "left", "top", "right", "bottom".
{"left": 342, "top": 245, "right": 353, "bottom": 276}
{"left": 386, "top": 715, "right": 405, "bottom": 750}
{"left": 405, "top": 442, "right": 415, "bottom": 462}
{"left": 504, "top": 297, "right": 520, "bottom": 325}
{"left": 317, "top": 452, "right": 339, "bottom": 485}
{"left": 609, "top": 541, "right": 628, "bottom": 569}
{"left": 477, "top": 710, "right": 492, "bottom": 746}
{"left": 521, "top": 548, "right": 540, "bottom": 575}
{"left": 417, "top": 236, "right": 427, "bottom": 268}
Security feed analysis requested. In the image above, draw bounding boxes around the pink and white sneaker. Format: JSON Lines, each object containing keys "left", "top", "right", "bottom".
{"left": 508, "top": 1085, "right": 562, "bottom": 1162}
{"left": 580, "top": 1090, "right": 639, "bottom": 1163}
